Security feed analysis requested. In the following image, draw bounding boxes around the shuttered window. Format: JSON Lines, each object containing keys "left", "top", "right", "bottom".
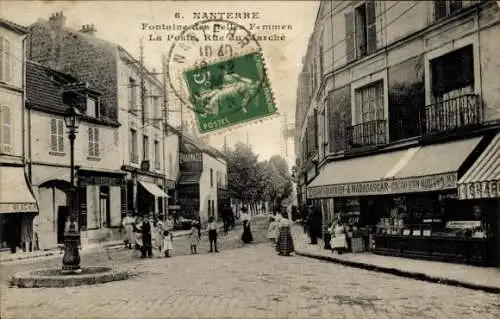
{"left": 366, "top": 1, "right": 377, "bottom": 54}
{"left": 50, "top": 118, "right": 65, "bottom": 153}
{"left": 88, "top": 127, "right": 100, "bottom": 157}
{"left": 0, "top": 105, "right": 12, "bottom": 153}
{"left": 346, "top": 2, "right": 377, "bottom": 62}
{"left": 345, "top": 12, "right": 355, "bottom": 62}
{"left": 0, "top": 37, "right": 13, "bottom": 83}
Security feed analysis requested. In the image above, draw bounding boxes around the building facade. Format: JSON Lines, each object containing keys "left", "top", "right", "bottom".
{"left": 27, "top": 12, "right": 171, "bottom": 226}
{"left": 26, "top": 61, "right": 125, "bottom": 249}
{"left": 296, "top": 1, "right": 500, "bottom": 265}
{"left": 0, "top": 19, "right": 37, "bottom": 253}
{"left": 178, "top": 134, "right": 228, "bottom": 223}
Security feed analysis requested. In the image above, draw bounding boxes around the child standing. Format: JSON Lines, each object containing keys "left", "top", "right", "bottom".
{"left": 189, "top": 221, "right": 200, "bottom": 254}
{"left": 267, "top": 215, "right": 277, "bottom": 244}
{"left": 207, "top": 216, "right": 219, "bottom": 253}
{"left": 162, "top": 229, "right": 174, "bottom": 258}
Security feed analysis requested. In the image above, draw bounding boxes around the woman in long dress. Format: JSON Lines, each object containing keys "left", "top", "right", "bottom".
{"left": 276, "top": 211, "right": 294, "bottom": 256}
{"left": 121, "top": 212, "right": 135, "bottom": 249}
{"left": 330, "top": 220, "right": 348, "bottom": 254}
{"left": 240, "top": 207, "right": 253, "bottom": 244}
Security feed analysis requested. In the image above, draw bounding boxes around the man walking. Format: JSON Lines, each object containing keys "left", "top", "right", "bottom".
{"left": 308, "top": 205, "right": 322, "bottom": 245}
{"left": 141, "top": 215, "right": 153, "bottom": 258}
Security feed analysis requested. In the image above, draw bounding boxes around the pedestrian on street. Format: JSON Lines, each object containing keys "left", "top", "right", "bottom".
{"left": 267, "top": 214, "right": 278, "bottom": 244}
{"left": 240, "top": 207, "right": 253, "bottom": 244}
{"left": 329, "top": 219, "right": 348, "bottom": 254}
{"left": 276, "top": 211, "right": 294, "bottom": 256}
{"left": 189, "top": 221, "right": 200, "bottom": 254}
{"left": 134, "top": 215, "right": 143, "bottom": 251}
{"left": 156, "top": 218, "right": 165, "bottom": 253}
{"left": 196, "top": 216, "right": 202, "bottom": 239}
{"left": 207, "top": 216, "right": 219, "bottom": 253}
{"left": 308, "top": 205, "right": 322, "bottom": 245}
{"left": 121, "top": 212, "right": 135, "bottom": 249}
{"left": 141, "top": 215, "right": 153, "bottom": 258}
{"left": 162, "top": 228, "right": 174, "bottom": 257}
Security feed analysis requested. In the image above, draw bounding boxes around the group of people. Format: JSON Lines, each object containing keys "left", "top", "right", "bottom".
{"left": 120, "top": 206, "right": 258, "bottom": 258}
{"left": 267, "top": 209, "right": 294, "bottom": 256}
{"left": 121, "top": 212, "right": 177, "bottom": 258}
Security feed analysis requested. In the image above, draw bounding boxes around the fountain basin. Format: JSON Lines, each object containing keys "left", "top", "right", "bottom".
{"left": 10, "top": 266, "right": 129, "bottom": 288}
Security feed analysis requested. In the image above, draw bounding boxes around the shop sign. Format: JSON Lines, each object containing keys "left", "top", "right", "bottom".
{"left": 0, "top": 202, "right": 38, "bottom": 213}
{"left": 78, "top": 176, "right": 126, "bottom": 186}
{"left": 458, "top": 180, "right": 500, "bottom": 200}
{"left": 306, "top": 173, "right": 457, "bottom": 198}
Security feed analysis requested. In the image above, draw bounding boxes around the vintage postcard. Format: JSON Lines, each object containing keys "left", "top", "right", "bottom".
{"left": 1, "top": 1, "right": 500, "bottom": 318}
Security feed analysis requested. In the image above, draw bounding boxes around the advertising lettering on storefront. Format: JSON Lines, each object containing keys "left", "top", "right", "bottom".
{"left": 78, "top": 175, "right": 126, "bottom": 186}
{"left": 306, "top": 173, "right": 457, "bottom": 199}
{"left": 458, "top": 180, "right": 500, "bottom": 200}
{"left": 0, "top": 203, "right": 38, "bottom": 213}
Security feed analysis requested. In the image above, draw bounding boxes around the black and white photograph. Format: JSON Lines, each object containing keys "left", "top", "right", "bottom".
{"left": 0, "top": 1, "right": 499, "bottom": 318}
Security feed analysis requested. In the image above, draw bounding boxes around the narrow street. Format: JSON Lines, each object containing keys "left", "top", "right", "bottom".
{"left": 2, "top": 218, "right": 499, "bottom": 319}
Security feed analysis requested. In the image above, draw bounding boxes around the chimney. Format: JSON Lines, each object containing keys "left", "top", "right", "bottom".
{"left": 48, "top": 11, "right": 66, "bottom": 29}
{"left": 79, "top": 24, "right": 97, "bottom": 36}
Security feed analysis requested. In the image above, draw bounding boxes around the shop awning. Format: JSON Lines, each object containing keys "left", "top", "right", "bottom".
{"left": 0, "top": 166, "right": 38, "bottom": 214}
{"left": 307, "top": 149, "right": 409, "bottom": 198}
{"left": 138, "top": 181, "right": 170, "bottom": 198}
{"left": 457, "top": 133, "right": 500, "bottom": 199}
{"left": 306, "top": 137, "right": 483, "bottom": 199}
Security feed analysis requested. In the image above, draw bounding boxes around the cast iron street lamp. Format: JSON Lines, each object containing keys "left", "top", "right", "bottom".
{"left": 62, "top": 106, "right": 82, "bottom": 274}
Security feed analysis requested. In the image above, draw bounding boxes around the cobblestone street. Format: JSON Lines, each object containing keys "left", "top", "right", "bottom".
{"left": 2, "top": 220, "right": 499, "bottom": 319}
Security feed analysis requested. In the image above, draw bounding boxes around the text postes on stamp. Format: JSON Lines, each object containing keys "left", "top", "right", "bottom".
{"left": 167, "top": 19, "right": 277, "bottom": 134}
{"left": 184, "top": 52, "right": 277, "bottom": 134}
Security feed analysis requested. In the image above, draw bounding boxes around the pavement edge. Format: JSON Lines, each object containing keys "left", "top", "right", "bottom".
{"left": 294, "top": 249, "right": 500, "bottom": 295}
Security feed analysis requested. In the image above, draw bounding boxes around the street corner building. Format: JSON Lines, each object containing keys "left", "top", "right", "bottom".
{"left": 177, "top": 134, "right": 229, "bottom": 224}
{"left": 295, "top": 1, "right": 500, "bottom": 266}
{"left": 22, "top": 12, "right": 177, "bottom": 249}
{"left": 0, "top": 19, "right": 38, "bottom": 253}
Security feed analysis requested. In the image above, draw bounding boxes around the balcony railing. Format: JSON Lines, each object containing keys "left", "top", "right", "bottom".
{"left": 180, "top": 152, "right": 202, "bottom": 163}
{"left": 345, "top": 119, "right": 387, "bottom": 149}
{"left": 422, "top": 94, "right": 483, "bottom": 136}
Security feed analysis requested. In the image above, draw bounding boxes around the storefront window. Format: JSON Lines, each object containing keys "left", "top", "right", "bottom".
{"left": 374, "top": 192, "right": 492, "bottom": 239}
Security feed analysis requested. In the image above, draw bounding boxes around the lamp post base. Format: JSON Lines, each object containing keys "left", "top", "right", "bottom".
{"left": 62, "top": 216, "right": 81, "bottom": 274}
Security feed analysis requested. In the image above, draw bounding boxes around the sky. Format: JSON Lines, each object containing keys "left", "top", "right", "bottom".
{"left": 1, "top": 0, "right": 319, "bottom": 168}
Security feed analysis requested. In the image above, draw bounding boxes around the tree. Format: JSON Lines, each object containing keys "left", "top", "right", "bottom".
{"left": 224, "top": 142, "right": 262, "bottom": 205}
{"left": 261, "top": 155, "right": 293, "bottom": 211}
{"left": 223, "top": 143, "right": 292, "bottom": 214}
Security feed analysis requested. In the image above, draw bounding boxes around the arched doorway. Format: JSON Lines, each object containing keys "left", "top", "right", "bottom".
{"left": 38, "top": 180, "right": 71, "bottom": 246}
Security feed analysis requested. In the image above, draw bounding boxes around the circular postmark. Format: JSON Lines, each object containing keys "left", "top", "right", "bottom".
{"left": 167, "top": 19, "right": 265, "bottom": 118}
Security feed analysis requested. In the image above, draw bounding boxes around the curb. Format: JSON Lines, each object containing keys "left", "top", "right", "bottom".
{"left": 294, "top": 249, "right": 500, "bottom": 294}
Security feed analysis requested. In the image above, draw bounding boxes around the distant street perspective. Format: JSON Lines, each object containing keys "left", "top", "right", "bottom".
{"left": 2, "top": 219, "right": 499, "bottom": 319}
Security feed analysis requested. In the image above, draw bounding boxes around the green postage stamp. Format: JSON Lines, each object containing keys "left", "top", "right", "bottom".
{"left": 183, "top": 52, "right": 277, "bottom": 134}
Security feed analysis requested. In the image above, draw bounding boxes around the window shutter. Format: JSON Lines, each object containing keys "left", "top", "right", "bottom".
{"left": 434, "top": 0, "right": 447, "bottom": 20}
{"left": 88, "top": 127, "right": 94, "bottom": 156}
{"left": 4, "top": 39, "right": 10, "bottom": 83}
{"left": 1, "top": 105, "right": 12, "bottom": 152}
{"left": 366, "top": 1, "right": 377, "bottom": 54}
{"left": 94, "top": 128, "right": 100, "bottom": 157}
{"left": 345, "top": 11, "right": 355, "bottom": 62}
{"left": 0, "top": 37, "right": 4, "bottom": 82}
{"left": 57, "top": 119, "right": 64, "bottom": 152}
{"left": 50, "top": 118, "right": 57, "bottom": 151}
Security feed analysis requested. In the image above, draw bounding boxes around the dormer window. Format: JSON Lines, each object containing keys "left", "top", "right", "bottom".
{"left": 86, "top": 96, "right": 99, "bottom": 118}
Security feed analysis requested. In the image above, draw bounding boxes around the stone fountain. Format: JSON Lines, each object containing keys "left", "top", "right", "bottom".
{"left": 10, "top": 217, "right": 129, "bottom": 288}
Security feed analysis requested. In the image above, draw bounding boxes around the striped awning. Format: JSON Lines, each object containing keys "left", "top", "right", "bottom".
{"left": 458, "top": 133, "right": 500, "bottom": 199}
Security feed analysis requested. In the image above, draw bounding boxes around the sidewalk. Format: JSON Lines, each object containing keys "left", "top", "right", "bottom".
{"left": 0, "top": 222, "right": 227, "bottom": 264}
{"left": 292, "top": 225, "right": 500, "bottom": 294}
